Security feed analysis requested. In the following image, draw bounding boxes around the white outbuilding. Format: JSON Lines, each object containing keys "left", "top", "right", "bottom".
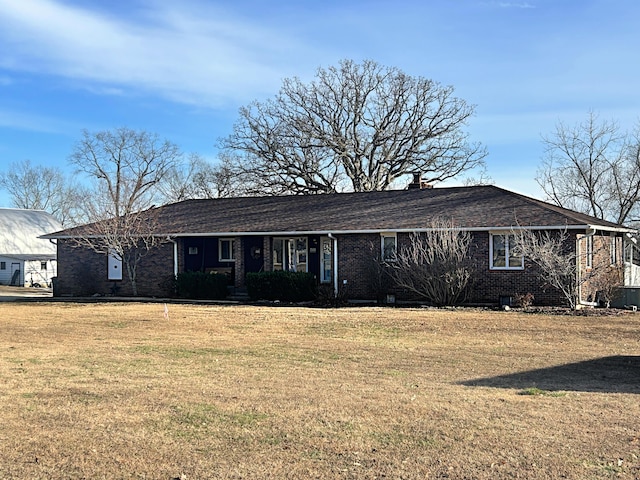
{"left": 0, "top": 208, "right": 61, "bottom": 287}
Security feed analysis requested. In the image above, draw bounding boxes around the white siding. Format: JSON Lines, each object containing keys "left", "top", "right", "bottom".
{"left": 0, "top": 256, "right": 16, "bottom": 285}
{"left": 24, "top": 259, "right": 57, "bottom": 287}
{"left": 0, "top": 209, "right": 61, "bottom": 286}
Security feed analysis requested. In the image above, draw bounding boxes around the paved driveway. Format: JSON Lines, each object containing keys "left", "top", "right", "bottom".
{"left": 0, "top": 286, "right": 53, "bottom": 302}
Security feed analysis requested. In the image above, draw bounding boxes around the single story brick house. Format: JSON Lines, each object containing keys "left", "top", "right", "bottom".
{"left": 43, "top": 184, "right": 634, "bottom": 306}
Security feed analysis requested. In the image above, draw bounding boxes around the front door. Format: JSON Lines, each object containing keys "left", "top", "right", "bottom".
{"left": 320, "top": 237, "right": 333, "bottom": 284}
{"left": 10, "top": 262, "right": 21, "bottom": 286}
{"left": 244, "top": 237, "right": 264, "bottom": 274}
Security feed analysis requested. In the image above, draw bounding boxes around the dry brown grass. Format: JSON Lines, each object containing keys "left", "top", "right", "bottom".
{"left": 0, "top": 302, "right": 638, "bottom": 479}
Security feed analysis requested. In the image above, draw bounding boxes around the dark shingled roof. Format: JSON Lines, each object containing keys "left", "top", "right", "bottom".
{"left": 46, "top": 185, "right": 630, "bottom": 238}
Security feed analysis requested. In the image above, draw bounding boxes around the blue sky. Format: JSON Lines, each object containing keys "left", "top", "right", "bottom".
{"left": 0, "top": 0, "right": 638, "bottom": 207}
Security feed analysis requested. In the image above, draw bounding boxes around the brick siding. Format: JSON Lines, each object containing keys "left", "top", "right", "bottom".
{"left": 55, "top": 230, "right": 623, "bottom": 306}
{"left": 466, "top": 232, "right": 565, "bottom": 306}
{"left": 578, "top": 232, "right": 624, "bottom": 303}
{"left": 263, "top": 237, "right": 273, "bottom": 271}
{"left": 335, "top": 233, "right": 381, "bottom": 299}
{"left": 335, "top": 232, "right": 567, "bottom": 306}
{"left": 55, "top": 239, "right": 175, "bottom": 297}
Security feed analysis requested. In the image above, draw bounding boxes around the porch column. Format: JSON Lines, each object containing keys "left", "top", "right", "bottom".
{"left": 263, "top": 236, "right": 272, "bottom": 272}
{"left": 234, "top": 236, "right": 245, "bottom": 288}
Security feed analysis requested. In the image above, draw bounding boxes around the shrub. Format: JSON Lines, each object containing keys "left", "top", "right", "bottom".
{"left": 386, "top": 221, "right": 475, "bottom": 306}
{"left": 175, "top": 271, "right": 229, "bottom": 300}
{"left": 514, "top": 293, "right": 535, "bottom": 309}
{"left": 246, "top": 271, "right": 316, "bottom": 302}
{"left": 315, "top": 284, "right": 349, "bottom": 307}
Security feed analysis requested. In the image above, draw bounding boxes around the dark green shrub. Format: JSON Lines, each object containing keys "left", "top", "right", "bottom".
{"left": 175, "top": 271, "right": 229, "bottom": 300}
{"left": 246, "top": 271, "right": 316, "bottom": 302}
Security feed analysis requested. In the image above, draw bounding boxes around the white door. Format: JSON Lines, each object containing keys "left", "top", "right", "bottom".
{"left": 108, "top": 250, "right": 123, "bottom": 280}
{"left": 320, "top": 237, "right": 332, "bottom": 284}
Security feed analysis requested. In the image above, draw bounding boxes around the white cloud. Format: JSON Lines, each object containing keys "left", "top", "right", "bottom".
{"left": 479, "top": 1, "right": 536, "bottom": 9}
{"left": 81, "top": 85, "right": 126, "bottom": 97}
{"left": 497, "top": 2, "right": 536, "bottom": 8}
{"left": 0, "top": 0, "right": 322, "bottom": 107}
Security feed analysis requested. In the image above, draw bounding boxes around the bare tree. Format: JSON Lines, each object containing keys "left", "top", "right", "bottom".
{"left": 221, "top": 59, "right": 487, "bottom": 195}
{"left": 157, "top": 153, "right": 243, "bottom": 203}
{"left": 386, "top": 220, "right": 474, "bottom": 306}
{"left": 70, "top": 127, "right": 182, "bottom": 218}
{"left": 71, "top": 205, "right": 166, "bottom": 296}
{"left": 588, "top": 262, "right": 623, "bottom": 308}
{"left": 512, "top": 229, "right": 579, "bottom": 308}
{"left": 68, "top": 128, "right": 182, "bottom": 296}
{"left": 463, "top": 164, "right": 494, "bottom": 187}
{"left": 0, "top": 159, "right": 86, "bottom": 226}
{"left": 156, "top": 153, "right": 204, "bottom": 203}
{"left": 512, "top": 228, "right": 622, "bottom": 309}
{"left": 206, "top": 152, "right": 261, "bottom": 198}
{"left": 536, "top": 111, "right": 640, "bottom": 225}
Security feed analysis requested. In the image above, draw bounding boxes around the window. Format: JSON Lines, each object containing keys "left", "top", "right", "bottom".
{"left": 273, "top": 237, "right": 307, "bottom": 272}
{"left": 0, "top": 262, "right": 5, "bottom": 270}
{"left": 40, "top": 261, "right": 47, "bottom": 270}
{"left": 586, "top": 235, "right": 593, "bottom": 269}
{"left": 381, "top": 233, "right": 397, "bottom": 261}
{"left": 218, "top": 239, "right": 235, "bottom": 262}
{"left": 490, "top": 233, "right": 523, "bottom": 269}
{"left": 625, "top": 240, "right": 640, "bottom": 266}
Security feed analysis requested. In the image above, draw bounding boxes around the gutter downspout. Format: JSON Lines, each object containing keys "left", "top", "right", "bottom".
{"left": 328, "top": 233, "right": 338, "bottom": 295}
{"left": 577, "top": 228, "right": 597, "bottom": 307}
{"left": 167, "top": 237, "right": 178, "bottom": 278}
{"left": 48, "top": 239, "right": 58, "bottom": 289}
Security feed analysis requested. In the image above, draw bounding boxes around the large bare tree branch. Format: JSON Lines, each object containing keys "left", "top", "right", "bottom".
{"left": 221, "top": 59, "right": 487, "bottom": 194}
{"left": 156, "top": 153, "right": 241, "bottom": 203}
{"left": 70, "top": 127, "right": 182, "bottom": 218}
{"left": 536, "top": 111, "right": 640, "bottom": 225}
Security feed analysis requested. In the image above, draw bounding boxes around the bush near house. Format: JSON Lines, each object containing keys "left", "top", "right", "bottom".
{"left": 175, "top": 271, "right": 229, "bottom": 300}
{"left": 246, "top": 271, "right": 316, "bottom": 302}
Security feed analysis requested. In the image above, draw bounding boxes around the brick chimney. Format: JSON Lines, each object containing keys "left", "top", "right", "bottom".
{"left": 407, "top": 172, "right": 433, "bottom": 190}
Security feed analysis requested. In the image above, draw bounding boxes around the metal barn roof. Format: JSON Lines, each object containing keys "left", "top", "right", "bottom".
{"left": 0, "top": 208, "right": 61, "bottom": 257}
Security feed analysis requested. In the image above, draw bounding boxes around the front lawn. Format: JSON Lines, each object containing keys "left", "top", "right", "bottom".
{"left": 0, "top": 303, "right": 638, "bottom": 479}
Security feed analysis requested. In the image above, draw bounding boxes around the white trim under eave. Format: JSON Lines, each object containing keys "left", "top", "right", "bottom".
{"left": 43, "top": 223, "right": 635, "bottom": 239}
{"left": 159, "top": 224, "right": 633, "bottom": 236}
